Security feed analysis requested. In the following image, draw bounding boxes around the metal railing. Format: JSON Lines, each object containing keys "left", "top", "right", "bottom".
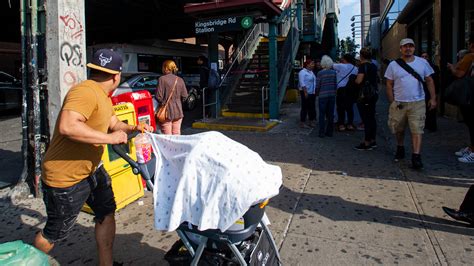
{"left": 218, "top": 23, "right": 269, "bottom": 109}
{"left": 220, "top": 23, "right": 268, "bottom": 88}
{"left": 261, "top": 85, "right": 268, "bottom": 123}
{"left": 201, "top": 87, "right": 219, "bottom": 121}
{"left": 277, "top": 6, "right": 301, "bottom": 106}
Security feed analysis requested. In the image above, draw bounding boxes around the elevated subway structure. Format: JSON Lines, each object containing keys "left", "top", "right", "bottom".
{"left": 185, "top": 0, "right": 340, "bottom": 130}
{"left": 0, "top": 0, "right": 338, "bottom": 194}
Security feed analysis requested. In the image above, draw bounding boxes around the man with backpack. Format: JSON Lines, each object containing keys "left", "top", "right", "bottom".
{"left": 384, "top": 38, "right": 437, "bottom": 170}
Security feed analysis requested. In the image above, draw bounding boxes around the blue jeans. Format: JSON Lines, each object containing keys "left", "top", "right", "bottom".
{"left": 319, "top": 96, "right": 336, "bottom": 136}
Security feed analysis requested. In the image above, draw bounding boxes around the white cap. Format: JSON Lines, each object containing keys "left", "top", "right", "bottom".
{"left": 400, "top": 38, "right": 415, "bottom": 46}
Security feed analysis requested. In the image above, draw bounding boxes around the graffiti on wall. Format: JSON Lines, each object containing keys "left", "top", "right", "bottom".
{"left": 58, "top": 2, "right": 86, "bottom": 101}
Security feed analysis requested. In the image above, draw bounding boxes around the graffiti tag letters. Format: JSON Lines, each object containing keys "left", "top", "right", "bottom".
{"left": 59, "top": 13, "right": 84, "bottom": 40}
{"left": 60, "top": 42, "right": 82, "bottom": 67}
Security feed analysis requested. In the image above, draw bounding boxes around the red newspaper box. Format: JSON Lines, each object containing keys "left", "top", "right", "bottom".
{"left": 111, "top": 91, "right": 156, "bottom": 131}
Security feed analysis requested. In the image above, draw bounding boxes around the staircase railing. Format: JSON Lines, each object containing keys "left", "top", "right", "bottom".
{"left": 218, "top": 23, "right": 268, "bottom": 107}
{"left": 277, "top": 7, "right": 300, "bottom": 106}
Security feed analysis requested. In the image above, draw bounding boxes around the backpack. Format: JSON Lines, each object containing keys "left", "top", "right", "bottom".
{"left": 208, "top": 68, "right": 221, "bottom": 90}
{"left": 356, "top": 63, "right": 378, "bottom": 103}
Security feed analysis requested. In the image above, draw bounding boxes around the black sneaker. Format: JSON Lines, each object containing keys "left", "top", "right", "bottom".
{"left": 411, "top": 153, "right": 423, "bottom": 170}
{"left": 394, "top": 146, "right": 405, "bottom": 162}
{"left": 370, "top": 142, "right": 377, "bottom": 148}
{"left": 354, "top": 143, "right": 373, "bottom": 151}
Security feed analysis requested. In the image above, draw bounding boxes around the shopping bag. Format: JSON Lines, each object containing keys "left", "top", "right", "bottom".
{"left": 0, "top": 240, "right": 50, "bottom": 266}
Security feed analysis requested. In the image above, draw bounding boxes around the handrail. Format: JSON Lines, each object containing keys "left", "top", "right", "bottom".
{"left": 201, "top": 87, "right": 219, "bottom": 121}
{"left": 277, "top": 6, "right": 300, "bottom": 106}
{"left": 261, "top": 85, "right": 268, "bottom": 123}
{"left": 219, "top": 23, "right": 268, "bottom": 87}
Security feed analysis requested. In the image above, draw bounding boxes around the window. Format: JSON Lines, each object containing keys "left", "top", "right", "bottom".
{"left": 180, "top": 56, "right": 201, "bottom": 75}
{"left": 382, "top": 0, "right": 408, "bottom": 33}
{"left": 137, "top": 54, "right": 178, "bottom": 73}
{"left": 135, "top": 76, "right": 158, "bottom": 88}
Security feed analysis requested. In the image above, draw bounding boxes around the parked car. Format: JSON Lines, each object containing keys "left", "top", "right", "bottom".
{"left": 0, "top": 71, "right": 22, "bottom": 112}
{"left": 112, "top": 72, "right": 200, "bottom": 111}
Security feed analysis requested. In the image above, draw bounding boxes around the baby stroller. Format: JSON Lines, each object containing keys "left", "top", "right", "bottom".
{"left": 112, "top": 133, "right": 282, "bottom": 265}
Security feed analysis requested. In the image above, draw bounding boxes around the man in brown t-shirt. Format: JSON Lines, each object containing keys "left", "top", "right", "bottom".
{"left": 443, "top": 35, "right": 474, "bottom": 225}
{"left": 33, "top": 49, "right": 152, "bottom": 265}
{"left": 447, "top": 35, "right": 474, "bottom": 163}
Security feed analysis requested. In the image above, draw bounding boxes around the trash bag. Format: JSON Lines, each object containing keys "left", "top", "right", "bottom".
{"left": 0, "top": 240, "right": 50, "bottom": 266}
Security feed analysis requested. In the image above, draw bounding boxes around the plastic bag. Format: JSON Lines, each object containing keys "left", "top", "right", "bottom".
{"left": 134, "top": 133, "right": 153, "bottom": 163}
{"left": 0, "top": 240, "right": 50, "bottom": 266}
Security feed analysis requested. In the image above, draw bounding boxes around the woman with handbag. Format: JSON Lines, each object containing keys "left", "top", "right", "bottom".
{"left": 333, "top": 54, "right": 358, "bottom": 131}
{"left": 353, "top": 48, "right": 379, "bottom": 151}
{"left": 155, "top": 60, "right": 188, "bottom": 135}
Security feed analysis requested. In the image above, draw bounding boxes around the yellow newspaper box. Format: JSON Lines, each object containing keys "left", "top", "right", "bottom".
{"left": 82, "top": 103, "right": 144, "bottom": 213}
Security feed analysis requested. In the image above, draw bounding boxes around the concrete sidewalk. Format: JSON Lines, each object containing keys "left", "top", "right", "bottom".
{"left": 1, "top": 94, "right": 473, "bottom": 265}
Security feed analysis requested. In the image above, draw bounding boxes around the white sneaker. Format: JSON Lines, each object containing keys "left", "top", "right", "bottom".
{"left": 458, "top": 152, "right": 474, "bottom": 163}
{"left": 455, "top": 147, "right": 471, "bottom": 157}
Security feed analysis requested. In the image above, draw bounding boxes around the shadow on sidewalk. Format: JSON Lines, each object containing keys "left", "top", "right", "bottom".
{"left": 0, "top": 148, "right": 22, "bottom": 187}
{"left": 0, "top": 198, "right": 166, "bottom": 265}
{"left": 271, "top": 185, "right": 474, "bottom": 236}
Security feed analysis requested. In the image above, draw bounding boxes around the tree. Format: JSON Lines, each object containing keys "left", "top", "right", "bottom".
{"left": 339, "top": 37, "right": 360, "bottom": 57}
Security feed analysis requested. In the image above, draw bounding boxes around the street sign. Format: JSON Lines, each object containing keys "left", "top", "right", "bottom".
{"left": 241, "top": 16, "right": 253, "bottom": 29}
{"left": 195, "top": 16, "right": 254, "bottom": 34}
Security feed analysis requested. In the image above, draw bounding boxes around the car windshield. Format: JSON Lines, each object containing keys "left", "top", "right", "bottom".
{"left": 135, "top": 76, "right": 159, "bottom": 88}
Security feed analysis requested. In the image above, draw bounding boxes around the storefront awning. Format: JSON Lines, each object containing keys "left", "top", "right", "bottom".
{"left": 397, "top": 0, "right": 432, "bottom": 24}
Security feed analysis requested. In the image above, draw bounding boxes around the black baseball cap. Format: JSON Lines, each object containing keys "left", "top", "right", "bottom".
{"left": 87, "top": 49, "right": 123, "bottom": 74}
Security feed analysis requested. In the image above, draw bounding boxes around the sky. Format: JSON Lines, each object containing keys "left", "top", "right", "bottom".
{"left": 338, "top": 0, "right": 362, "bottom": 48}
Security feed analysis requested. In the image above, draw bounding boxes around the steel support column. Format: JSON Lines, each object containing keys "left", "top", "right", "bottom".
{"left": 296, "top": 0, "right": 303, "bottom": 40}
{"left": 268, "top": 19, "right": 279, "bottom": 120}
{"left": 46, "top": 0, "right": 87, "bottom": 136}
{"left": 208, "top": 32, "right": 219, "bottom": 118}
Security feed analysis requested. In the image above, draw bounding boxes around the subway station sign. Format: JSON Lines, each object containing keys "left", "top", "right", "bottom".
{"left": 195, "top": 16, "right": 254, "bottom": 34}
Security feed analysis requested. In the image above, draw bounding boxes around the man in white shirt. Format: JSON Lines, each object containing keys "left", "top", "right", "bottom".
{"left": 384, "top": 38, "right": 437, "bottom": 170}
{"left": 298, "top": 59, "right": 317, "bottom": 128}
{"left": 333, "top": 54, "right": 358, "bottom": 130}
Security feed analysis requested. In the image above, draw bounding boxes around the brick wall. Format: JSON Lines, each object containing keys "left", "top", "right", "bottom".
{"left": 381, "top": 22, "right": 406, "bottom": 61}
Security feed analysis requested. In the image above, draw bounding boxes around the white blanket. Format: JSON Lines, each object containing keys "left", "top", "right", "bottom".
{"left": 148, "top": 131, "right": 282, "bottom": 232}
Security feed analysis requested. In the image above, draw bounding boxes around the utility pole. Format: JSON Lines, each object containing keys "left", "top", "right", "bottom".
{"left": 46, "top": 0, "right": 87, "bottom": 134}
{"left": 12, "top": 0, "right": 88, "bottom": 199}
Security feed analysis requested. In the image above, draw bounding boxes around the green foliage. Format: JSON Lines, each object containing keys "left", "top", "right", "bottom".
{"left": 338, "top": 37, "right": 360, "bottom": 58}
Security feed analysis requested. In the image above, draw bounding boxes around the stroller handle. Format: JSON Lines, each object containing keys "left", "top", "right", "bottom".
{"left": 111, "top": 131, "right": 140, "bottom": 175}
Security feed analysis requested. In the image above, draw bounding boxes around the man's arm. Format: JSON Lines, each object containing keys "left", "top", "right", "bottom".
{"left": 425, "top": 76, "right": 437, "bottom": 110}
{"left": 447, "top": 63, "right": 467, "bottom": 78}
{"left": 58, "top": 110, "right": 127, "bottom": 145}
{"left": 448, "top": 55, "right": 473, "bottom": 78}
{"left": 355, "top": 73, "right": 364, "bottom": 85}
{"left": 386, "top": 79, "right": 394, "bottom": 103}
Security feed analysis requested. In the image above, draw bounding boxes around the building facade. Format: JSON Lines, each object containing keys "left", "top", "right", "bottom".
{"left": 371, "top": 0, "right": 474, "bottom": 116}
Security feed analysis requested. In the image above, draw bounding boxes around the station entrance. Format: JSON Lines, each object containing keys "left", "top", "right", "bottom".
{"left": 1, "top": 0, "right": 339, "bottom": 195}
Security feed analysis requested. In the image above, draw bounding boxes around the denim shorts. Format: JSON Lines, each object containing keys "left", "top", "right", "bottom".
{"left": 41, "top": 165, "right": 116, "bottom": 243}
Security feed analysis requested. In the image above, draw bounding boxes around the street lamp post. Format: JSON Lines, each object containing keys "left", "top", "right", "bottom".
{"left": 351, "top": 13, "right": 380, "bottom": 46}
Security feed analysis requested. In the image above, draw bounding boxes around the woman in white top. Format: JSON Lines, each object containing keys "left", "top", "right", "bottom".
{"left": 333, "top": 54, "right": 358, "bottom": 131}
{"left": 298, "top": 59, "right": 317, "bottom": 128}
